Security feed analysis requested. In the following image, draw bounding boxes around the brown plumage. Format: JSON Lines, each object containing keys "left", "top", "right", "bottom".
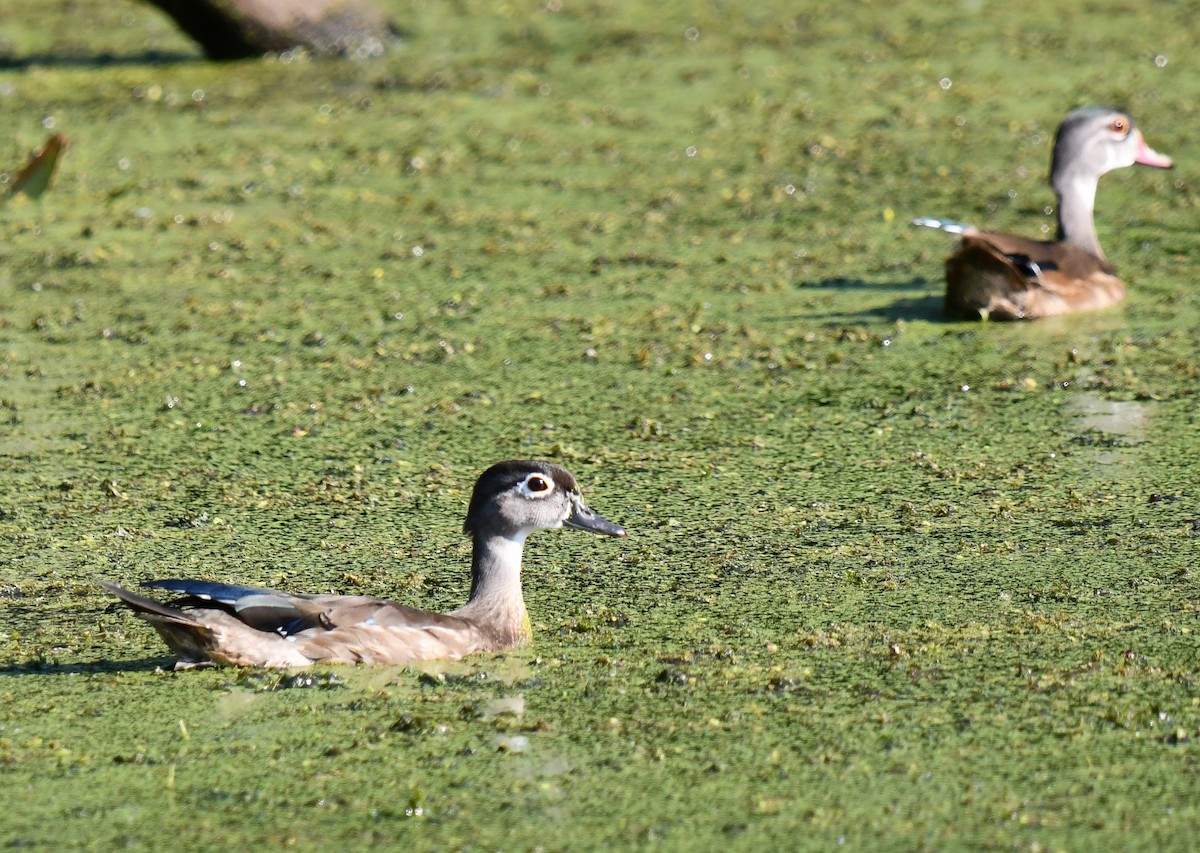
{"left": 917, "top": 107, "right": 1172, "bottom": 320}
{"left": 101, "top": 461, "right": 626, "bottom": 669}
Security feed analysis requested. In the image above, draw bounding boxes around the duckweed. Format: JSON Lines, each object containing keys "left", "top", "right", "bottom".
{"left": 1, "top": 0, "right": 1199, "bottom": 850}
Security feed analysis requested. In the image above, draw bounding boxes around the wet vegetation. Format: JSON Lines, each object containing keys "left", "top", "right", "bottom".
{"left": 1, "top": 0, "right": 1198, "bottom": 849}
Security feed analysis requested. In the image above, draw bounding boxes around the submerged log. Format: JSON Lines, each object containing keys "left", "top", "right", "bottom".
{"left": 142, "top": 0, "right": 399, "bottom": 60}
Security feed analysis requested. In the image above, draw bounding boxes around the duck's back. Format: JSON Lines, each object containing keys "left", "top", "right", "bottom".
{"left": 945, "top": 231, "right": 1124, "bottom": 320}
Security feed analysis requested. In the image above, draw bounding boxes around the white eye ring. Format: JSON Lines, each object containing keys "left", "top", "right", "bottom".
{"left": 519, "top": 473, "right": 555, "bottom": 498}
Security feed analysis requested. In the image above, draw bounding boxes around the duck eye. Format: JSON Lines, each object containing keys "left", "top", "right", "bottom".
{"left": 1109, "top": 118, "right": 1128, "bottom": 135}
{"left": 526, "top": 475, "right": 550, "bottom": 493}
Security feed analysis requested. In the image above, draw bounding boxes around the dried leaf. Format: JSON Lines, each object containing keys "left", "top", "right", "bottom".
{"left": 8, "top": 133, "right": 65, "bottom": 200}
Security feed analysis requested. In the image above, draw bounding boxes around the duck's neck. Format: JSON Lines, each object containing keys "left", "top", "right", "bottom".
{"left": 1053, "top": 172, "right": 1104, "bottom": 260}
{"left": 452, "top": 532, "right": 531, "bottom": 646}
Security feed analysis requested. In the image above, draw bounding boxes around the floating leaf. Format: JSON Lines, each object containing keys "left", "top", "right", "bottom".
{"left": 7, "top": 133, "right": 65, "bottom": 201}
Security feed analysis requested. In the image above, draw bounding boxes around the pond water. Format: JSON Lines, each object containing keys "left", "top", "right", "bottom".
{"left": 1, "top": 1, "right": 1198, "bottom": 850}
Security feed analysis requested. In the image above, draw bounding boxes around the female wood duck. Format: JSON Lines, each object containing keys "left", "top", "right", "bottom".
{"left": 915, "top": 107, "right": 1173, "bottom": 320}
{"left": 101, "top": 460, "right": 626, "bottom": 668}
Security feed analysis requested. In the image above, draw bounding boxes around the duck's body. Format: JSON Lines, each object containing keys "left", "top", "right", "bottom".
{"left": 916, "top": 107, "right": 1172, "bottom": 320}
{"left": 98, "top": 581, "right": 512, "bottom": 668}
{"left": 102, "top": 461, "right": 626, "bottom": 669}
{"left": 932, "top": 224, "right": 1126, "bottom": 320}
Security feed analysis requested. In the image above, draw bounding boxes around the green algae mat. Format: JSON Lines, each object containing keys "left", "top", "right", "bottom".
{"left": 2, "top": 1, "right": 1199, "bottom": 849}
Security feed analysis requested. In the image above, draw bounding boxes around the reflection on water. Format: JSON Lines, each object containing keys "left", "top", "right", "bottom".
{"left": 1070, "top": 394, "right": 1149, "bottom": 466}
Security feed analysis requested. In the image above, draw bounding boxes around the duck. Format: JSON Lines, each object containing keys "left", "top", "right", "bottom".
{"left": 915, "top": 107, "right": 1173, "bottom": 320}
{"left": 100, "top": 460, "right": 627, "bottom": 669}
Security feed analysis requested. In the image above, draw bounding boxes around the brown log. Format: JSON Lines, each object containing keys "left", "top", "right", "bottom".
{"left": 142, "top": 0, "right": 399, "bottom": 60}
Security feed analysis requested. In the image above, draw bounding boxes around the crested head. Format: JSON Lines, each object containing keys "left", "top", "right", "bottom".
{"left": 462, "top": 460, "right": 625, "bottom": 540}
{"left": 1052, "top": 106, "right": 1171, "bottom": 183}
{"left": 1059, "top": 105, "right": 1128, "bottom": 131}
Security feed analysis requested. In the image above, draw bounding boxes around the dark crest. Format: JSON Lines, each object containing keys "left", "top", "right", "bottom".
{"left": 463, "top": 460, "right": 578, "bottom": 534}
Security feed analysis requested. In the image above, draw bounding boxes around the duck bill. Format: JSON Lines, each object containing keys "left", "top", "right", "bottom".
{"left": 1134, "top": 132, "right": 1173, "bottom": 168}
{"left": 564, "top": 497, "right": 627, "bottom": 538}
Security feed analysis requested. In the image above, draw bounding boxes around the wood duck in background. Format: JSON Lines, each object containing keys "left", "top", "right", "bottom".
{"left": 102, "top": 460, "right": 626, "bottom": 669}
{"left": 915, "top": 107, "right": 1173, "bottom": 320}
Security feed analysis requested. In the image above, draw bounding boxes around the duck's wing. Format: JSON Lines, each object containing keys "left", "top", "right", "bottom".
{"left": 974, "top": 232, "right": 1116, "bottom": 279}
{"left": 101, "top": 580, "right": 321, "bottom": 668}
{"left": 145, "top": 579, "right": 341, "bottom": 636}
{"left": 945, "top": 232, "right": 1123, "bottom": 320}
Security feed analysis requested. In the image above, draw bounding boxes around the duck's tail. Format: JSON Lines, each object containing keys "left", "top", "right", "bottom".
{"left": 100, "top": 579, "right": 317, "bottom": 669}
{"left": 912, "top": 217, "right": 973, "bottom": 235}
{"left": 100, "top": 580, "right": 200, "bottom": 627}
{"left": 102, "top": 580, "right": 229, "bottom": 667}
